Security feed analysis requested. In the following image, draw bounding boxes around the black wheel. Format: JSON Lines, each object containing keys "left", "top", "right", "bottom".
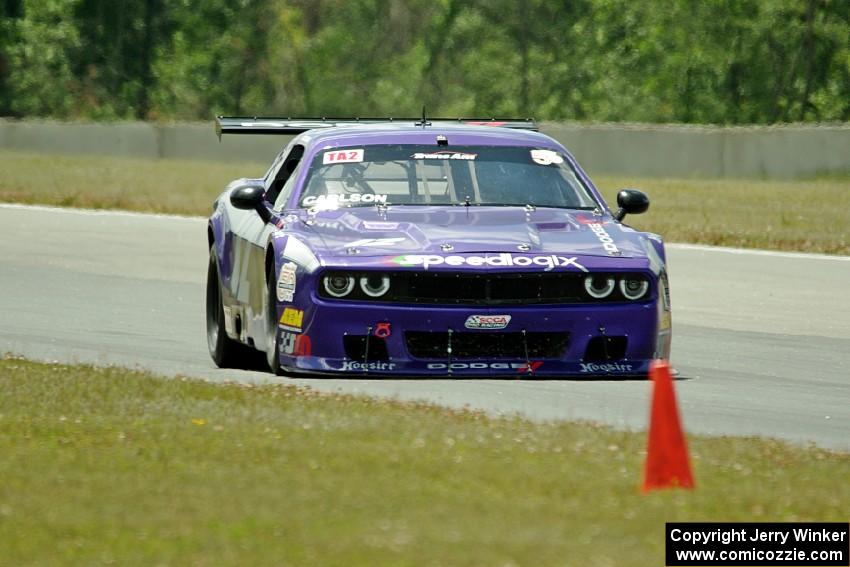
{"left": 266, "top": 264, "right": 284, "bottom": 375}
{"left": 206, "top": 246, "right": 247, "bottom": 368}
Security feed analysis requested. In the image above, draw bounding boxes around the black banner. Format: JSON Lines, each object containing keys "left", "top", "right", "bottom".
{"left": 666, "top": 523, "right": 849, "bottom": 566}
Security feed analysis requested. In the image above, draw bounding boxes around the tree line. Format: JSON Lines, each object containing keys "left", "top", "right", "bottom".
{"left": 1, "top": 0, "right": 848, "bottom": 124}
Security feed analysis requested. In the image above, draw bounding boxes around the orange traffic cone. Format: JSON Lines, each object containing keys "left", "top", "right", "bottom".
{"left": 642, "top": 360, "right": 695, "bottom": 491}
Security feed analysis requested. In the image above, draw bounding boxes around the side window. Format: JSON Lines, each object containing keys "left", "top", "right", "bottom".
{"left": 266, "top": 144, "right": 305, "bottom": 206}
{"left": 273, "top": 160, "right": 303, "bottom": 211}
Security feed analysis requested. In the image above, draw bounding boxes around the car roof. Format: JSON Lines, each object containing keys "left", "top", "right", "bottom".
{"left": 294, "top": 124, "right": 562, "bottom": 150}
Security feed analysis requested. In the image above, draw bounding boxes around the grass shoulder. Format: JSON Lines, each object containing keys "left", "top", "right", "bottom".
{"left": 0, "top": 356, "right": 847, "bottom": 566}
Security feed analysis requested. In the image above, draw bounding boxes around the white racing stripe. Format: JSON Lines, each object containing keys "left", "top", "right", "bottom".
{"left": 1, "top": 202, "right": 848, "bottom": 262}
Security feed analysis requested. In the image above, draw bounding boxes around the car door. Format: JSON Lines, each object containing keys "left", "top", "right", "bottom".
{"left": 228, "top": 143, "right": 305, "bottom": 344}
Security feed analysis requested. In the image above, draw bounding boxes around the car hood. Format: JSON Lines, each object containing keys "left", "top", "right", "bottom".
{"left": 295, "top": 206, "right": 649, "bottom": 259}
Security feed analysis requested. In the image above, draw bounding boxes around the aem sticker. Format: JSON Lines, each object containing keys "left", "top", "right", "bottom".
{"left": 391, "top": 253, "right": 587, "bottom": 273}
{"left": 411, "top": 151, "right": 477, "bottom": 161}
{"left": 301, "top": 194, "right": 388, "bottom": 207}
{"left": 464, "top": 314, "right": 511, "bottom": 330}
{"left": 530, "top": 149, "right": 564, "bottom": 166}
{"left": 276, "top": 262, "right": 297, "bottom": 302}
{"left": 279, "top": 307, "right": 304, "bottom": 332}
{"left": 323, "top": 149, "right": 364, "bottom": 165}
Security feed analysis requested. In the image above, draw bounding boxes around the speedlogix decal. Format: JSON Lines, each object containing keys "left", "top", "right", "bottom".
{"left": 279, "top": 307, "right": 304, "bottom": 332}
{"left": 391, "top": 253, "right": 588, "bottom": 272}
{"left": 301, "top": 194, "right": 388, "bottom": 207}
{"left": 588, "top": 223, "right": 621, "bottom": 256}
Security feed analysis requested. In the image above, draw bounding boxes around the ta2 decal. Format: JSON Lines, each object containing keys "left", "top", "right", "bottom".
{"left": 323, "top": 149, "right": 364, "bottom": 165}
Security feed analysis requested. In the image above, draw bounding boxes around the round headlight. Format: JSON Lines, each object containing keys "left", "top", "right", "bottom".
{"left": 619, "top": 277, "right": 649, "bottom": 300}
{"left": 323, "top": 274, "right": 355, "bottom": 297}
{"left": 359, "top": 274, "right": 391, "bottom": 297}
{"left": 584, "top": 275, "right": 616, "bottom": 299}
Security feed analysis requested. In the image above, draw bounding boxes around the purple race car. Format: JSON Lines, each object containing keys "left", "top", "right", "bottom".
{"left": 206, "top": 116, "right": 672, "bottom": 377}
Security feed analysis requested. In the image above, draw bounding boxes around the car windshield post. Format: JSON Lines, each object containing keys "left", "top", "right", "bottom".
{"left": 467, "top": 160, "right": 483, "bottom": 202}
{"left": 417, "top": 159, "right": 432, "bottom": 204}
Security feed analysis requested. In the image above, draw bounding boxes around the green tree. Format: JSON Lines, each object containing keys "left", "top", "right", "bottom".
{"left": 5, "top": 0, "right": 81, "bottom": 117}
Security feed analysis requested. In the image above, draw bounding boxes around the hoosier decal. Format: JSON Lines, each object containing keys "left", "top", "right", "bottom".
{"left": 339, "top": 361, "right": 396, "bottom": 371}
{"left": 579, "top": 362, "right": 633, "bottom": 373}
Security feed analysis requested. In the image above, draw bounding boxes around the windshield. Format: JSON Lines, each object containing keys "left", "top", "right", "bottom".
{"left": 298, "top": 145, "right": 598, "bottom": 210}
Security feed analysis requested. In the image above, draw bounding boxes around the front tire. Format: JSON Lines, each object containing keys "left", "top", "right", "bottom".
{"left": 266, "top": 264, "right": 284, "bottom": 376}
{"left": 206, "top": 246, "right": 247, "bottom": 368}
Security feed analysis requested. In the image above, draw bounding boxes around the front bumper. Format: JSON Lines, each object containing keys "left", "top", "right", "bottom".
{"left": 278, "top": 299, "right": 664, "bottom": 378}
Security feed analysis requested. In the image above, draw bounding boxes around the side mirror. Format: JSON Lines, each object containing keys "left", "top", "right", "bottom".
{"left": 614, "top": 189, "right": 650, "bottom": 221}
{"left": 230, "top": 184, "right": 271, "bottom": 223}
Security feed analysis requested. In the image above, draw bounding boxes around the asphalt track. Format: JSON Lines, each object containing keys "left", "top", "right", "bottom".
{"left": 1, "top": 204, "right": 848, "bottom": 450}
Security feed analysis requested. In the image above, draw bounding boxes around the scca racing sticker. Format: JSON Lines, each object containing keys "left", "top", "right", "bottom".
{"left": 323, "top": 149, "right": 364, "bottom": 165}
{"left": 391, "top": 253, "right": 587, "bottom": 272}
{"left": 465, "top": 315, "right": 511, "bottom": 330}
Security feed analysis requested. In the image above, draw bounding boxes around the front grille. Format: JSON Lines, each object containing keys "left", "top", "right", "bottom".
{"left": 583, "top": 336, "right": 628, "bottom": 362}
{"left": 405, "top": 331, "right": 570, "bottom": 359}
{"left": 319, "top": 271, "right": 643, "bottom": 305}
{"left": 343, "top": 335, "right": 389, "bottom": 362}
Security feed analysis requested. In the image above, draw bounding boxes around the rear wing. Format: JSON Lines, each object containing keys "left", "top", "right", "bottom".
{"left": 215, "top": 116, "right": 538, "bottom": 138}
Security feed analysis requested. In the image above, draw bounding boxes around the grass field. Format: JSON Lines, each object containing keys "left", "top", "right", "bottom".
{"left": 1, "top": 150, "right": 849, "bottom": 254}
{"left": 1, "top": 356, "right": 847, "bottom": 566}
